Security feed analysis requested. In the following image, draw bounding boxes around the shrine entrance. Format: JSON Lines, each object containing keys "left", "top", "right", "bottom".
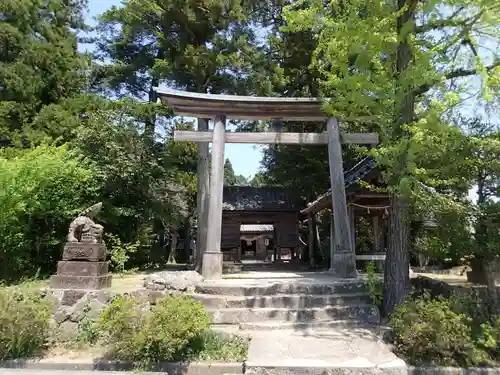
{"left": 221, "top": 186, "right": 300, "bottom": 264}
{"left": 155, "top": 88, "right": 379, "bottom": 280}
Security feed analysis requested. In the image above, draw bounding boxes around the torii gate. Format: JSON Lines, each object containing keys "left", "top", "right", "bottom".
{"left": 155, "top": 88, "right": 378, "bottom": 280}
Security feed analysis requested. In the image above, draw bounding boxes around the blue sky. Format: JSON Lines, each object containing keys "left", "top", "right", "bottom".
{"left": 81, "top": 0, "right": 262, "bottom": 178}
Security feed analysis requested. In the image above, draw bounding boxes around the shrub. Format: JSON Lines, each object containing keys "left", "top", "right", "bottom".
{"left": 476, "top": 317, "right": 500, "bottom": 361}
{"left": 105, "top": 233, "right": 140, "bottom": 273}
{"left": 189, "top": 331, "right": 249, "bottom": 361}
{"left": 365, "top": 261, "right": 383, "bottom": 307}
{"left": 99, "top": 295, "right": 211, "bottom": 362}
{"left": 390, "top": 294, "right": 490, "bottom": 367}
{"left": 0, "top": 288, "right": 52, "bottom": 359}
{"left": 0, "top": 144, "right": 99, "bottom": 281}
{"left": 98, "top": 295, "right": 145, "bottom": 359}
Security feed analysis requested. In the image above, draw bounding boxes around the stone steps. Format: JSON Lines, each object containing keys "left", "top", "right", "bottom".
{"left": 238, "top": 320, "right": 376, "bottom": 331}
{"left": 208, "top": 305, "right": 380, "bottom": 325}
{"left": 189, "top": 292, "right": 371, "bottom": 309}
{"left": 195, "top": 281, "right": 368, "bottom": 296}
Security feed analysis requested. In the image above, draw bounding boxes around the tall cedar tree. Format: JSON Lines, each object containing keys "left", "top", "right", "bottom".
{"left": 0, "top": 0, "right": 89, "bottom": 144}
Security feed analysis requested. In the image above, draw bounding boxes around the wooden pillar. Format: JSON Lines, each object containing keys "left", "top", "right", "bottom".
{"left": 308, "top": 215, "right": 315, "bottom": 267}
{"left": 373, "top": 215, "right": 385, "bottom": 272}
{"left": 195, "top": 118, "right": 210, "bottom": 271}
{"left": 373, "top": 215, "right": 382, "bottom": 252}
{"left": 327, "top": 117, "right": 357, "bottom": 278}
{"left": 201, "top": 115, "right": 226, "bottom": 280}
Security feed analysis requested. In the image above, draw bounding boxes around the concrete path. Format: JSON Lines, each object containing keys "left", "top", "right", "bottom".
{"left": 244, "top": 327, "right": 406, "bottom": 374}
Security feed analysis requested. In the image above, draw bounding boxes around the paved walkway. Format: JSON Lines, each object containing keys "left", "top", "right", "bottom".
{"left": 245, "top": 327, "right": 404, "bottom": 369}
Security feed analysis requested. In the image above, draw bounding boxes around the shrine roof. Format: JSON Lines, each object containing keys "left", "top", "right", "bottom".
{"left": 301, "top": 157, "right": 384, "bottom": 215}
{"left": 154, "top": 87, "right": 326, "bottom": 121}
{"left": 223, "top": 186, "right": 299, "bottom": 212}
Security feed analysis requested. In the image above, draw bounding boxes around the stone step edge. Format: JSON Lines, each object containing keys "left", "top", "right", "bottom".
{"left": 207, "top": 304, "right": 375, "bottom": 313}
{"left": 237, "top": 320, "right": 379, "bottom": 330}
{"left": 189, "top": 292, "right": 370, "bottom": 300}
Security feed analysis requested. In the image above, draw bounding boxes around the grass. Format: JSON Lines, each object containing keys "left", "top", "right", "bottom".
{"left": 189, "top": 331, "right": 249, "bottom": 362}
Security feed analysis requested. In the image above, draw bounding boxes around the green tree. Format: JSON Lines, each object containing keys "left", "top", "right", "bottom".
{"left": 284, "top": 0, "right": 499, "bottom": 314}
{"left": 0, "top": 144, "right": 99, "bottom": 281}
{"left": 93, "top": 0, "right": 267, "bottom": 136}
{"left": 249, "top": 172, "right": 267, "bottom": 187}
{"left": 0, "top": 0, "right": 90, "bottom": 144}
{"left": 224, "top": 159, "right": 237, "bottom": 186}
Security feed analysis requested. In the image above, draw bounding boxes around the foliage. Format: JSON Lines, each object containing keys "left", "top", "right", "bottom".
{"left": 283, "top": 0, "right": 499, "bottom": 314}
{"left": 390, "top": 293, "right": 499, "bottom": 366}
{"left": 224, "top": 159, "right": 248, "bottom": 186}
{"left": 189, "top": 330, "right": 249, "bottom": 361}
{"left": 0, "top": 0, "right": 90, "bottom": 142}
{"left": 0, "top": 144, "right": 99, "bottom": 281}
{"left": 0, "top": 288, "right": 52, "bottom": 359}
{"left": 74, "top": 317, "right": 100, "bottom": 347}
{"left": 476, "top": 317, "right": 500, "bottom": 360}
{"left": 93, "top": 0, "right": 266, "bottom": 97}
{"left": 68, "top": 98, "right": 196, "bottom": 267}
{"left": 99, "top": 295, "right": 212, "bottom": 362}
{"left": 365, "top": 262, "right": 383, "bottom": 308}
{"left": 105, "top": 233, "right": 140, "bottom": 273}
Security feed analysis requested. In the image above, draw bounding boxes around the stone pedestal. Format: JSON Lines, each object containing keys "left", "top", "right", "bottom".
{"left": 329, "top": 251, "right": 358, "bottom": 279}
{"left": 201, "top": 251, "right": 223, "bottom": 280}
{"left": 50, "top": 242, "right": 112, "bottom": 290}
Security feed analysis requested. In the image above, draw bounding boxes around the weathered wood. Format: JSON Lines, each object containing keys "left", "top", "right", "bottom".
{"left": 155, "top": 88, "right": 325, "bottom": 121}
{"left": 221, "top": 220, "right": 240, "bottom": 249}
{"left": 195, "top": 118, "right": 210, "bottom": 271}
{"left": 155, "top": 88, "right": 380, "bottom": 122}
{"left": 327, "top": 117, "right": 357, "bottom": 277}
{"left": 373, "top": 215, "right": 383, "bottom": 252}
{"left": 174, "top": 131, "right": 379, "bottom": 145}
{"left": 275, "top": 220, "right": 300, "bottom": 248}
{"left": 201, "top": 115, "right": 226, "bottom": 280}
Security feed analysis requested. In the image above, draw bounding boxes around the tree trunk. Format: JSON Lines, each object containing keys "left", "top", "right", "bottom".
{"left": 167, "top": 230, "right": 178, "bottom": 264}
{"left": 383, "top": 194, "right": 411, "bottom": 315}
{"left": 183, "top": 218, "right": 191, "bottom": 264}
{"left": 382, "top": 0, "right": 417, "bottom": 316}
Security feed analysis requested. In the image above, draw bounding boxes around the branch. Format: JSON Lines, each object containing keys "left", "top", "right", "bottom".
{"left": 415, "top": 6, "right": 468, "bottom": 34}
{"left": 415, "top": 60, "right": 500, "bottom": 97}
{"left": 446, "top": 60, "right": 500, "bottom": 80}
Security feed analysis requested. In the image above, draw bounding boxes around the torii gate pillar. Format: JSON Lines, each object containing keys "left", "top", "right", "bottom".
{"left": 201, "top": 115, "right": 226, "bottom": 280}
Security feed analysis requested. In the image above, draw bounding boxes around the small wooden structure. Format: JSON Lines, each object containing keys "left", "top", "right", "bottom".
{"left": 302, "top": 157, "right": 389, "bottom": 265}
{"left": 221, "top": 186, "right": 299, "bottom": 262}
{"left": 155, "top": 88, "right": 379, "bottom": 280}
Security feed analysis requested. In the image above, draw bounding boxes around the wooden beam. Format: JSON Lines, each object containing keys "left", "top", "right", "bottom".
{"left": 174, "top": 131, "right": 379, "bottom": 145}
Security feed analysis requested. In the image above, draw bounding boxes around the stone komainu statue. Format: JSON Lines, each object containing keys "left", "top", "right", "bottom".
{"left": 67, "top": 202, "right": 104, "bottom": 244}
